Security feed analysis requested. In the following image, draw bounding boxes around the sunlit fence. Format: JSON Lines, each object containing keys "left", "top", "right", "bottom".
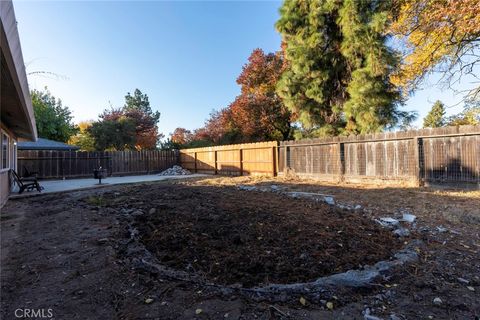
{"left": 179, "top": 141, "right": 278, "bottom": 176}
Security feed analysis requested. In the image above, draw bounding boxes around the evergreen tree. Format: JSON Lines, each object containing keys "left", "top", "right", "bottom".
{"left": 276, "top": 0, "right": 411, "bottom": 136}
{"left": 31, "top": 88, "right": 78, "bottom": 142}
{"left": 423, "top": 100, "right": 446, "bottom": 128}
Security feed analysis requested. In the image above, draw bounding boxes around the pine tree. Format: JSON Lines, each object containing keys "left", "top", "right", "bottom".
{"left": 423, "top": 100, "right": 446, "bottom": 128}
{"left": 276, "top": 0, "right": 411, "bottom": 136}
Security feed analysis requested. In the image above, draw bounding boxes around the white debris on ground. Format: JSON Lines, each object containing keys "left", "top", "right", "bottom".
{"left": 401, "top": 212, "right": 417, "bottom": 223}
{"left": 158, "top": 165, "right": 191, "bottom": 176}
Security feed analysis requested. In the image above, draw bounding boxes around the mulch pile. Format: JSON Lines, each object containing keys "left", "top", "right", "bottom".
{"left": 102, "top": 185, "right": 402, "bottom": 288}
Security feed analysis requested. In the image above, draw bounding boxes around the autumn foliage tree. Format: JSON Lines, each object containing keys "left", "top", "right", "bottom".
{"left": 170, "top": 127, "right": 193, "bottom": 145}
{"left": 123, "top": 89, "right": 162, "bottom": 149}
{"left": 68, "top": 121, "right": 95, "bottom": 151}
{"left": 182, "top": 49, "right": 293, "bottom": 147}
{"left": 88, "top": 89, "right": 162, "bottom": 151}
{"left": 390, "top": 0, "right": 480, "bottom": 99}
{"left": 229, "top": 49, "right": 293, "bottom": 141}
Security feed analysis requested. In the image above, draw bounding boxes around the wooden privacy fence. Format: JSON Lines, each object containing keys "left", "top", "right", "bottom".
{"left": 18, "top": 150, "right": 179, "bottom": 179}
{"left": 17, "top": 126, "right": 480, "bottom": 186}
{"left": 179, "top": 141, "right": 278, "bottom": 176}
{"left": 278, "top": 125, "right": 480, "bottom": 186}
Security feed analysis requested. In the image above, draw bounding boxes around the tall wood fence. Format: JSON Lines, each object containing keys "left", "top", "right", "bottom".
{"left": 18, "top": 150, "right": 178, "bottom": 179}
{"left": 17, "top": 126, "right": 480, "bottom": 187}
{"left": 179, "top": 141, "right": 278, "bottom": 176}
{"left": 278, "top": 125, "right": 480, "bottom": 186}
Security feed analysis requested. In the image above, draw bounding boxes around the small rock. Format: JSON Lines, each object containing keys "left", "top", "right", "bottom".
{"left": 393, "top": 228, "right": 410, "bottom": 237}
{"left": 354, "top": 204, "right": 362, "bottom": 210}
{"left": 145, "top": 298, "right": 154, "bottom": 304}
{"left": 195, "top": 309, "right": 203, "bottom": 315}
{"left": 467, "top": 286, "right": 475, "bottom": 291}
{"left": 457, "top": 277, "right": 470, "bottom": 284}
{"left": 323, "top": 196, "right": 335, "bottom": 205}
{"left": 326, "top": 301, "right": 334, "bottom": 310}
{"left": 131, "top": 210, "right": 144, "bottom": 216}
{"left": 149, "top": 208, "right": 156, "bottom": 214}
{"left": 270, "top": 185, "right": 281, "bottom": 191}
{"left": 299, "top": 297, "right": 307, "bottom": 306}
{"left": 401, "top": 213, "right": 416, "bottom": 223}
{"left": 436, "top": 226, "right": 448, "bottom": 233}
{"left": 97, "top": 238, "right": 109, "bottom": 244}
{"left": 433, "top": 297, "right": 442, "bottom": 305}
{"left": 378, "top": 217, "right": 400, "bottom": 226}
{"left": 238, "top": 185, "right": 257, "bottom": 191}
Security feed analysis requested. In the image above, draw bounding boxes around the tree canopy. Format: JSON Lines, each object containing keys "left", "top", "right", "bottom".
{"left": 88, "top": 111, "right": 137, "bottom": 151}
{"left": 170, "top": 49, "right": 293, "bottom": 148}
{"left": 446, "top": 98, "right": 480, "bottom": 126}
{"left": 31, "top": 88, "right": 78, "bottom": 142}
{"left": 276, "top": 0, "right": 412, "bottom": 136}
{"left": 229, "top": 49, "right": 293, "bottom": 141}
{"left": 68, "top": 121, "right": 95, "bottom": 151}
{"left": 390, "top": 0, "right": 480, "bottom": 99}
{"left": 423, "top": 101, "right": 446, "bottom": 128}
{"left": 86, "top": 89, "right": 162, "bottom": 151}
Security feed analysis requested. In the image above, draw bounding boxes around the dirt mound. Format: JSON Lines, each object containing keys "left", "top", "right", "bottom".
{"left": 107, "top": 184, "right": 403, "bottom": 288}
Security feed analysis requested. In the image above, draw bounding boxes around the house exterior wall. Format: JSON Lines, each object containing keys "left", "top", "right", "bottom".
{"left": 0, "top": 124, "right": 17, "bottom": 207}
{"left": 1, "top": 0, "right": 36, "bottom": 207}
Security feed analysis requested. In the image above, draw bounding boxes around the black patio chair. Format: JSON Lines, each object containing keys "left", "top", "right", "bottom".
{"left": 10, "top": 169, "right": 44, "bottom": 194}
{"left": 23, "top": 166, "right": 39, "bottom": 178}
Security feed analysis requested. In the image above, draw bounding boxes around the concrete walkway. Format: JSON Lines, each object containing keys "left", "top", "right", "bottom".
{"left": 10, "top": 174, "right": 207, "bottom": 199}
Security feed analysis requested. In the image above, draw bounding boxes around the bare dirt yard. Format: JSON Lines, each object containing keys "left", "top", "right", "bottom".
{"left": 1, "top": 176, "right": 479, "bottom": 319}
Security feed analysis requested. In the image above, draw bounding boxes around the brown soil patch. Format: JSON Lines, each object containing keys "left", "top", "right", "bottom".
{"left": 96, "top": 184, "right": 402, "bottom": 287}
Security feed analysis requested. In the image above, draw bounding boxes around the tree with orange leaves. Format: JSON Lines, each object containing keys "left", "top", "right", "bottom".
{"left": 390, "top": 0, "right": 480, "bottom": 99}
{"left": 228, "top": 49, "right": 292, "bottom": 142}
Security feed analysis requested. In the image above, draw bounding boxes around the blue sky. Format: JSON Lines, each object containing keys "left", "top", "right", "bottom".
{"left": 14, "top": 0, "right": 471, "bottom": 138}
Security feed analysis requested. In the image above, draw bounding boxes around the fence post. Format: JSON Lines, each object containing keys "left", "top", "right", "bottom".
{"left": 239, "top": 148, "right": 243, "bottom": 176}
{"left": 194, "top": 152, "right": 197, "bottom": 173}
{"left": 284, "top": 145, "right": 290, "bottom": 172}
{"left": 413, "top": 137, "right": 425, "bottom": 186}
{"left": 61, "top": 151, "right": 65, "bottom": 179}
{"left": 272, "top": 146, "right": 277, "bottom": 177}
{"left": 214, "top": 150, "right": 218, "bottom": 175}
{"left": 338, "top": 142, "right": 345, "bottom": 182}
{"left": 275, "top": 144, "right": 279, "bottom": 177}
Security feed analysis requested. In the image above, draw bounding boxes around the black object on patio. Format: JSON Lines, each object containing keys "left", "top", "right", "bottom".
{"left": 10, "top": 169, "right": 44, "bottom": 194}
{"left": 93, "top": 167, "right": 107, "bottom": 184}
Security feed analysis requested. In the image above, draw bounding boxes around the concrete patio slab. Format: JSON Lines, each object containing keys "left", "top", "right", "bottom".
{"left": 9, "top": 174, "right": 208, "bottom": 199}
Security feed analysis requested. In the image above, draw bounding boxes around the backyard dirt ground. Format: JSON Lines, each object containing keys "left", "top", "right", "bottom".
{"left": 1, "top": 176, "right": 479, "bottom": 320}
